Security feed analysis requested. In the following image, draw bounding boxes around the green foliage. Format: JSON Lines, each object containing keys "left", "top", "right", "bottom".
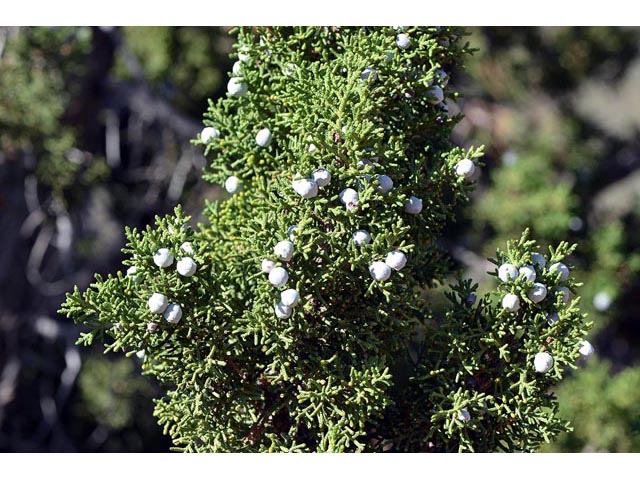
{"left": 61, "top": 27, "right": 591, "bottom": 452}
{"left": 458, "top": 27, "right": 640, "bottom": 452}
{"left": 0, "top": 27, "right": 109, "bottom": 199}
{"left": 119, "top": 26, "right": 232, "bottom": 116}
{"left": 543, "top": 360, "right": 640, "bottom": 452}
{"left": 77, "top": 356, "right": 155, "bottom": 430}
{"left": 474, "top": 152, "right": 576, "bottom": 246}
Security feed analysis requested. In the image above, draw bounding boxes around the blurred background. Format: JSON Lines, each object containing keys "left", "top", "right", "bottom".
{"left": 1, "top": 26, "right": 639, "bottom": 452}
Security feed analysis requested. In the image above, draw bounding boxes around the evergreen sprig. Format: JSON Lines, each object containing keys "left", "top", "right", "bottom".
{"left": 61, "top": 27, "right": 592, "bottom": 452}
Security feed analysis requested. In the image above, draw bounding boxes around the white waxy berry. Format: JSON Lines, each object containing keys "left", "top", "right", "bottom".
{"left": 232, "top": 60, "right": 242, "bottom": 75}
{"left": 550, "top": 262, "right": 570, "bottom": 282}
{"left": 238, "top": 47, "right": 250, "bottom": 62}
{"left": 457, "top": 408, "right": 471, "bottom": 423}
{"left": 180, "top": 242, "right": 194, "bottom": 254}
{"left": 147, "top": 322, "right": 158, "bottom": 333}
{"left": 287, "top": 225, "right": 299, "bottom": 241}
{"left": 593, "top": 291, "right": 612, "bottom": 312}
{"left": 340, "top": 188, "right": 359, "bottom": 211}
{"left": 396, "top": 33, "right": 411, "bottom": 49}
{"left": 519, "top": 265, "right": 537, "bottom": 282}
{"left": 455, "top": 159, "right": 476, "bottom": 179}
{"left": 312, "top": 168, "right": 331, "bottom": 187}
{"left": 352, "top": 229, "right": 372, "bottom": 246}
{"left": 283, "top": 63, "right": 297, "bottom": 76}
{"left": 126, "top": 265, "right": 138, "bottom": 281}
{"left": 532, "top": 253, "right": 546, "bottom": 270}
{"left": 255, "top": 128, "right": 272, "bottom": 147}
{"left": 227, "top": 77, "right": 248, "bottom": 97}
{"left": 404, "top": 196, "right": 423, "bottom": 214}
{"left": 164, "top": 303, "right": 182, "bottom": 324}
{"left": 261, "top": 258, "right": 276, "bottom": 273}
{"left": 376, "top": 174, "right": 394, "bottom": 193}
{"left": 308, "top": 143, "right": 317, "bottom": 153}
{"left": 468, "top": 163, "right": 481, "bottom": 181}
{"left": 557, "top": 287, "right": 570, "bottom": 304}
{"left": 357, "top": 159, "right": 373, "bottom": 170}
{"left": 148, "top": 293, "right": 168, "bottom": 314}
{"left": 201, "top": 126, "right": 220, "bottom": 143}
{"left": 385, "top": 250, "right": 407, "bottom": 271}
{"left": 269, "top": 267, "right": 289, "bottom": 287}
{"left": 527, "top": 283, "right": 547, "bottom": 303}
{"left": 579, "top": 340, "right": 595, "bottom": 357}
{"left": 280, "top": 288, "right": 300, "bottom": 308}
{"left": 498, "top": 263, "right": 519, "bottom": 282}
{"left": 136, "top": 350, "right": 145, "bottom": 359}
{"left": 534, "top": 352, "right": 554, "bottom": 373}
{"left": 435, "top": 69, "right": 449, "bottom": 87}
{"left": 502, "top": 293, "right": 520, "bottom": 312}
{"left": 369, "top": 261, "right": 392, "bottom": 282}
{"left": 275, "top": 302, "right": 292, "bottom": 319}
{"left": 360, "top": 67, "right": 378, "bottom": 82}
{"left": 274, "top": 240, "right": 294, "bottom": 262}
{"left": 292, "top": 178, "right": 319, "bottom": 199}
{"left": 154, "top": 248, "right": 174, "bottom": 268}
{"left": 176, "top": 256, "right": 197, "bottom": 277}
{"left": 427, "top": 85, "right": 444, "bottom": 105}
{"left": 547, "top": 312, "right": 559, "bottom": 326}
{"left": 225, "top": 175, "right": 241, "bottom": 194}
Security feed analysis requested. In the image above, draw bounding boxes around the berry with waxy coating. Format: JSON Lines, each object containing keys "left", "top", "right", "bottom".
{"left": 360, "top": 67, "right": 378, "bottom": 82}
{"left": 225, "top": 176, "right": 241, "bottom": 194}
{"left": 274, "top": 240, "right": 294, "bottom": 262}
{"left": 176, "top": 257, "right": 197, "bottom": 277}
{"left": 532, "top": 253, "right": 546, "bottom": 270}
{"left": 534, "top": 352, "right": 554, "bottom": 373}
{"left": 527, "top": 283, "right": 547, "bottom": 303}
{"left": 352, "top": 230, "right": 371, "bottom": 246}
{"left": 550, "top": 262, "right": 570, "bottom": 282}
{"left": 255, "top": 128, "right": 272, "bottom": 147}
{"left": 502, "top": 293, "right": 520, "bottom": 312}
{"left": 312, "top": 168, "right": 331, "bottom": 187}
{"left": 148, "top": 293, "right": 168, "bottom": 314}
{"left": 404, "top": 196, "right": 422, "bottom": 214}
{"left": 369, "top": 261, "right": 392, "bottom": 281}
{"left": 201, "top": 126, "right": 220, "bottom": 143}
{"left": 292, "top": 178, "right": 319, "bottom": 199}
{"left": 458, "top": 408, "right": 471, "bottom": 422}
{"left": 519, "top": 265, "right": 536, "bottom": 282}
{"left": 180, "top": 242, "right": 194, "bottom": 254}
{"left": 427, "top": 85, "right": 444, "bottom": 104}
{"left": 280, "top": 289, "right": 300, "bottom": 308}
{"left": 275, "top": 302, "right": 292, "bottom": 319}
{"left": 498, "top": 263, "right": 518, "bottom": 282}
{"left": 269, "top": 267, "right": 289, "bottom": 287}
{"left": 261, "top": 259, "right": 276, "bottom": 273}
{"left": 455, "top": 159, "right": 475, "bottom": 179}
{"left": 164, "top": 303, "right": 183, "bottom": 324}
{"left": 396, "top": 33, "right": 410, "bottom": 49}
{"left": 557, "top": 287, "right": 570, "bottom": 304}
{"left": 579, "top": 340, "right": 595, "bottom": 357}
{"left": 376, "top": 174, "right": 393, "bottom": 193}
{"left": 385, "top": 250, "right": 407, "bottom": 271}
{"left": 227, "top": 77, "right": 248, "bottom": 97}
{"left": 340, "top": 188, "right": 359, "bottom": 210}
{"left": 154, "top": 248, "right": 174, "bottom": 268}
